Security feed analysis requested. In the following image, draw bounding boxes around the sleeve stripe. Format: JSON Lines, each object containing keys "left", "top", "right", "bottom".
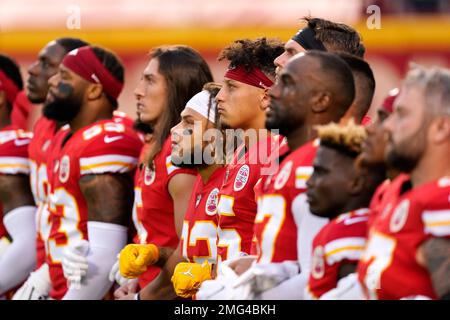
{"left": 325, "top": 247, "right": 364, "bottom": 265}
{"left": 166, "top": 155, "right": 183, "bottom": 175}
{"left": 80, "top": 163, "right": 136, "bottom": 175}
{"left": 423, "top": 210, "right": 450, "bottom": 237}
{"left": 325, "top": 246, "right": 365, "bottom": 258}
{"left": 0, "top": 157, "right": 29, "bottom": 174}
{"left": 79, "top": 154, "right": 137, "bottom": 167}
{"left": 324, "top": 237, "right": 366, "bottom": 254}
{"left": 80, "top": 155, "right": 138, "bottom": 175}
{"left": 324, "top": 237, "right": 366, "bottom": 265}
{"left": 80, "top": 161, "right": 135, "bottom": 171}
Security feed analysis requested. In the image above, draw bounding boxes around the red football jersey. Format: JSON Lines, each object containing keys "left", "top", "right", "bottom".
{"left": 132, "top": 137, "right": 197, "bottom": 288}
{"left": 46, "top": 119, "right": 142, "bottom": 299}
{"left": 358, "top": 174, "right": 450, "bottom": 299}
{"left": 30, "top": 112, "right": 134, "bottom": 270}
{"left": 367, "top": 179, "right": 391, "bottom": 227}
{"left": 305, "top": 208, "right": 369, "bottom": 299}
{"left": 0, "top": 125, "right": 33, "bottom": 238}
{"left": 180, "top": 167, "right": 226, "bottom": 264}
{"left": 216, "top": 135, "right": 285, "bottom": 262}
{"left": 29, "top": 117, "right": 58, "bottom": 269}
{"left": 253, "top": 139, "right": 320, "bottom": 264}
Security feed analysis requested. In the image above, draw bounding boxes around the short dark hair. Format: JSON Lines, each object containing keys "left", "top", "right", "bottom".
{"left": 0, "top": 53, "right": 23, "bottom": 110}
{"left": 307, "top": 50, "right": 355, "bottom": 118}
{"left": 304, "top": 17, "right": 365, "bottom": 58}
{"left": 55, "top": 38, "right": 89, "bottom": 54}
{"left": 146, "top": 45, "right": 214, "bottom": 165}
{"left": 91, "top": 46, "right": 125, "bottom": 109}
{"left": 218, "top": 37, "right": 284, "bottom": 79}
{"left": 338, "top": 52, "right": 376, "bottom": 119}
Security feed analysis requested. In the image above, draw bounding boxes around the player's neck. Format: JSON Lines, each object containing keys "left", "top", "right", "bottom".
{"left": 411, "top": 149, "right": 450, "bottom": 187}
{"left": 70, "top": 106, "right": 113, "bottom": 132}
{"left": 340, "top": 198, "right": 370, "bottom": 217}
{"left": 286, "top": 124, "right": 315, "bottom": 151}
{"left": 0, "top": 116, "right": 11, "bottom": 130}
{"left": 198, "top": 164, "right": 222, "bottom": 184}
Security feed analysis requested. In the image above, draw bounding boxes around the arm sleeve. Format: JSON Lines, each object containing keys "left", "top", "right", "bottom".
{"left": 0, "top": 206, "right": 37, "bottom": 294}
{"left": 62, "top": 221, "right": 127, "bottom": 300}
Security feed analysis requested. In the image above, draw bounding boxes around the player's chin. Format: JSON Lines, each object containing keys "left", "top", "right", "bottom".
{"left": 306, "top": 195, "right": 320, "bottom": 214}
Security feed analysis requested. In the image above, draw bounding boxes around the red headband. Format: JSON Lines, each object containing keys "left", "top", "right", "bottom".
{"left": 62, "top": 46, "right": 123, "bottom": 100}
{"left": 381, "top": 88, "right": 400, "bottom": 114}
{"left": 224, "top": 65, "right": 273, "bottom": 89}
{"left": 0, "top": 70, "right": 20, "bottom": 104}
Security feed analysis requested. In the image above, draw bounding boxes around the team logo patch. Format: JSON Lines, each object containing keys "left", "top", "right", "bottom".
{"left": 205, "top": 188, "right": 219, "bottom": 216}
{"left": 59, "top": 155, "right": 70, "bottom": 183}
{"left": 390, "top": 199, "right": 410, "bottom": 233}
{"left": 274, "top": 161, "right": 292, "bottom": 190}
{"left": 311, "top": 245, "right": 325, "bottom": 279}
{"left": 234, "top": 165, "right": 250, "bottom": 191}
{"left": 144, "top": 164, "right": 156, "bottom": 186}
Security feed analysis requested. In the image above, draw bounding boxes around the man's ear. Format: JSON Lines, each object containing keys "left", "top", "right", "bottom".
{"left": 348, "top": 174, "right": 365, "bottom": 196}
{"left": 260, "top": 88, "right": 271, "bottom": 111}
{"left": 311, "top": 91, "right": 331, "bottom": 114}
{"left": 431, "top": 116, "right": 450, "bottom": 144}
{"left": 86, "top": 83, "right": 103, "bottom": 101}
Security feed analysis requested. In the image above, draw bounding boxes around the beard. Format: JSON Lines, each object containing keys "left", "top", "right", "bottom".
{"left": 133, "top": 119, "right": 153, "bottom": 134}
{"left": 265, "top": 101, "right": 301, "bottom": 137}
{"left": 43, "top": 83, "right": 82, "bottom": 122}
{"left": 385, "top": 127, "right": 426, "bottom": 173}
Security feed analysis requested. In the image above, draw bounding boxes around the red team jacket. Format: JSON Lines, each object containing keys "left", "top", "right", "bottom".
{"left": 46, "top": 119, "right": 142, "bottom": 299}
{"left": 132, "top": 137, "right": 197, "bottom": 289}
{"left": 306, "top": 208, "right": 369, "bottom": 299}
{"left": 180, "top": 167, "right": 227, "bottom": 264}
{"left": 358, "top": 173, "right": 450, "bottom": 299}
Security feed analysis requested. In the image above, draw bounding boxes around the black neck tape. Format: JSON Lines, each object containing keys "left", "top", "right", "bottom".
{"left": 291, "top": 27, "right": 327, "bottom": 51}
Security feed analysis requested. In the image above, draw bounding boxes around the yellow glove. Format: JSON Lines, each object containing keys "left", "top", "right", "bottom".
{"left": 119, "top": 244, "right": 159, "bottom": 279}
{"left": 171, "top": 261, "right": 212, "bottom": 298}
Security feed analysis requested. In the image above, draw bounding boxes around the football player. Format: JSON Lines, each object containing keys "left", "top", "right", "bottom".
{"left": 214, "top": 37, "right": 284, "bottom": 264}
{"left": 337, "top": 53, "right": 376, "bottom": 125}
{"left": 304, "top": 121, "right": 384, "bottom": 299}
{"left": 274, "top": 16, "right": 365, "bottom": 76}
{"left": 0, "top": 54, "right": 36, "bottom": 296}
{"left": 198, "top": 51, "right": 356, "bottom": 300}
{"left": 41, "top": 45, "right": 142, "bottom": 300}
{"left": 13, "top": 37, "right": 90, "bottom": 300}
{"left": 318, "top": 89, "right": 400, "bottom": 300}
{"left": 123, "top": 84, "right": 226, "bottom": 300}
{"left": 168, "top": 38, "right": 284, "bottom": 297}
{"left": 111, "top": 46, "right": 213, "bottom": 299}
{"left": 358, "top": 65, "right": 450, "bottom": 300}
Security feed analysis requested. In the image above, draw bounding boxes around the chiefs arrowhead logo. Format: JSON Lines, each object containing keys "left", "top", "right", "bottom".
{"left": 234, "top": 165, "right": 250, "bottom": 191}
{"left": 205, "top": 188, "right": 219, "bottom": 216}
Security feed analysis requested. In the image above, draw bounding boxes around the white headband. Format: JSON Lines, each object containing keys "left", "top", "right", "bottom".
{"left": 185, "top": 90, "right": 217, "bottom": 123}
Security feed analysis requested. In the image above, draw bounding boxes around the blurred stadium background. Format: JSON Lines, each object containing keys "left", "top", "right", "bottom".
{"left": 1, "top": 0, "right": 449, "bottom": 119}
